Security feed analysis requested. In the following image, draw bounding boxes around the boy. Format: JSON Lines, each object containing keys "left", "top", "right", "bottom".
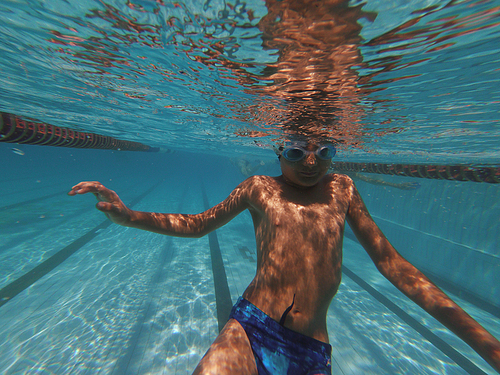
{"left": 68, "top": 141, "right": 500, "bottom": 374}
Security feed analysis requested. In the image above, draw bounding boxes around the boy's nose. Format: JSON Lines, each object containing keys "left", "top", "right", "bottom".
{"left": 304, "top": 152, "right": 317, "bottom": 165}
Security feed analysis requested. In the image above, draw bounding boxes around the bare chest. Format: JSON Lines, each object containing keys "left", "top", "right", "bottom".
{"left": 260, "top": 190, "right": 348, "bottom": 229}
{"left": 249, "top": 192, "right": 347, "bottom": 257}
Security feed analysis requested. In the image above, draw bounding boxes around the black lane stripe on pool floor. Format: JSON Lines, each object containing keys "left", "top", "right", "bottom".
{"left": 342, "top": 266, "right": 488, "bottom": 375}
{"left": 0, "top": 190, "right": 67, "bottom": 211}
{"left": 0, "top": 180, "right": 164, "bottom": 308}
{"left": 201, "top": 187, "right": 233, "bottom": 333}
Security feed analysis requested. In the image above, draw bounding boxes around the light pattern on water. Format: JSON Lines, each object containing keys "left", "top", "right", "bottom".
{"left": 1, "top": 0, "right": 499, "bottom": 163}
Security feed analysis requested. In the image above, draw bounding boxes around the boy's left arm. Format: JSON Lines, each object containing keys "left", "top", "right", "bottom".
{"left": 346, "top": 182, "right": 500, "bottom": 373}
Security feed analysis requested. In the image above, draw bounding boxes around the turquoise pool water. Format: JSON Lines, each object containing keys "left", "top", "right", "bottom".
{"left": 1, "top": 0, "right": 499, "bottom": 374}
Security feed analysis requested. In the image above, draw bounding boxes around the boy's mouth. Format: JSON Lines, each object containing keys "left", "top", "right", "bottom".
{"left": 299, "top": 171, "right": 318, "bottom": 177}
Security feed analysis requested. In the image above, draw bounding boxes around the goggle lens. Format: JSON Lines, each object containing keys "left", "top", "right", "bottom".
{"left": 281, "top": 145, "right": 336, "bottom": 162}
{"left": 283, "top": 147, "right": 305, "bottom": 161}
{"left": 317, "top": 145, "right": 336, "bottom": 159}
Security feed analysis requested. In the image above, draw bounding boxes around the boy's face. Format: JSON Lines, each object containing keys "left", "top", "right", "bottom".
{"left": 279, "top": 143, "right": 332, "bottom": 188}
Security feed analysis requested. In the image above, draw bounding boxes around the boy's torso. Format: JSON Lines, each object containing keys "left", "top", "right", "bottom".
{"left": 240, "top": 173, "right": 353, "bottom": 343}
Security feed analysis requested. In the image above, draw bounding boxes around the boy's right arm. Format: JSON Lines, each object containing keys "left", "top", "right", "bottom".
{"left": 68, "top": 181, "right": 251, "bottom": 238}
{"left": 345, "top": 179, "right": 500, "bottom": 372}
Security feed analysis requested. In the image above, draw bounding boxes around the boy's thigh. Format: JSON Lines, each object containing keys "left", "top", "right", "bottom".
{"left": 193, "top": 318, "right": 257, "bottom": 375}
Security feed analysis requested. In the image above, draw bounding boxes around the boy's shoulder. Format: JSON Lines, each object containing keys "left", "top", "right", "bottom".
{"left": 242, "top": 174, "right": 279, "bottom": 184}
{"left": 231, "top": 175, "right": 281, "bottom": 206}
{"left": 239, "top": 174, "right": 281, "bottom": 191}
{"left": 326, "top": 172, "right": 355, "bottom": 185}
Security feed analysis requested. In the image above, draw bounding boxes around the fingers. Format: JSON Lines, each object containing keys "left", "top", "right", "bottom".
{"left": 69, "top": 181, "right": 129, "bottom": 225}
{"left": 96, "top": 198, "right": 130, "bottom": 225}
{"left": 96, "top": 201, "right": 115, "bottom": 213}
{"left": 68, "top": 181, "right": 116, "bottom": 201}
{"left": 68, "top": 181, "right": 102, "bottom": 196}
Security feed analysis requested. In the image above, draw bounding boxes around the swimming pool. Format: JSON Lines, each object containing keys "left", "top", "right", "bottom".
{"left": 1, "top": 0, "right": 499, "bottom": 374}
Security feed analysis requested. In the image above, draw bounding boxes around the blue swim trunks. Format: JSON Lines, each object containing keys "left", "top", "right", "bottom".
{"left": 229, "top": 297, "right": 332, "bottom": 375}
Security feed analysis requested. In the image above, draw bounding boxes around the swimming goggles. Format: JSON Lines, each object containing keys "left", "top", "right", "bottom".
{"left": 281, "top": 144, "right": 336, "bottom": 162}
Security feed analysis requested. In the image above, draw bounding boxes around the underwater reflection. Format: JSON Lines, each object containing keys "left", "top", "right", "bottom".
{"left": 41, "top": 0, "right": 500, "bottom": 151}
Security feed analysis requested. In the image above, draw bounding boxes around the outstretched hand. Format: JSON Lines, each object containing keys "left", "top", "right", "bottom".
{"left": 68, "top": 181, "right": 132, "bottom": 226}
